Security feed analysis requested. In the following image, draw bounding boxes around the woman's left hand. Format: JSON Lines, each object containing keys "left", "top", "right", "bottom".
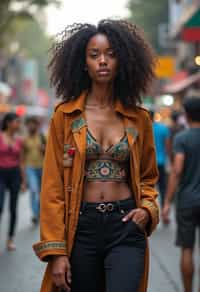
{"left": 122, "top": 208, "right": 150, "bottom": 230}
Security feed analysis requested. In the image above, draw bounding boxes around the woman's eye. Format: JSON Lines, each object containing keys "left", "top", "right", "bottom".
{"left": 90, "top": 53, "right": 98, "bottom": 58}
{"left": 107, "top": 51, "right": 115, "bottom": 57}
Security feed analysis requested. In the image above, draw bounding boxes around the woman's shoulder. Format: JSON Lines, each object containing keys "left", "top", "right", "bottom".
{"left": 135, "top": 105, "right": 151, "bottom": 121}
{"left": 51, "top": 101, "right": 68, "bottom": 124}
{"left": 128, "top": 106, "right": 152, "bottom": 133}
{"left": 51, "top": 101, "right": 73, "bottom": 132}
{"left": 53, "top": 100, "right": 76, "bottom": 118}
{"left": 54, "top": 101, "right": 67, "bottom": 112}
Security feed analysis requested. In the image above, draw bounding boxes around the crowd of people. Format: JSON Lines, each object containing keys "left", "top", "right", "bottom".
{"left": 151, "top": 108, "right": 186, "bottom": 212}
{"left": 153, "top": 97, "right": 200, "bottom": 292}
{"left": 0, "top": 113, "right": 45, "bottom": 251}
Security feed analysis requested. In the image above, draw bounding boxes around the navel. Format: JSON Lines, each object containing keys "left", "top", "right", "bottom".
{"left": 100, "top": 193, "right": 105, "bottom": 201}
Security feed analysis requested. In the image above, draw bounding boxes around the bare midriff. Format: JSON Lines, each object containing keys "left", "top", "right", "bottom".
{"left": 83, "top": 181, "right": 132, "bottom": 202}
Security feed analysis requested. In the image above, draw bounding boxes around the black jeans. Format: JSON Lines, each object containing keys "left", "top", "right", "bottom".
{"left": 0, "top": 167, "right": 21, "bottom": 238}
{"left": 70, "top": 198, "right": 146, "bottom": 292}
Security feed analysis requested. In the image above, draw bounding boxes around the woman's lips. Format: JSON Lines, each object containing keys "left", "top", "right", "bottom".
{"left": 97, "top": 69, "right": 110, "bottom": 76}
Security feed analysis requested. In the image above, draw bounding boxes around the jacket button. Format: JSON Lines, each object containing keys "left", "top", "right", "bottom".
{"left": 67, "top": 185, "right": 73, "bottom": 192}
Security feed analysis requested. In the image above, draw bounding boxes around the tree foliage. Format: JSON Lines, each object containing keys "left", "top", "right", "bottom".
{"left": 9, "top": 18, "right": 51, "bottom": 89}
{"left": 0, "top": 0, "right": 59, "bottom": 44}
{"left": 127, "top": 0, "right": 168, "bottom": 52}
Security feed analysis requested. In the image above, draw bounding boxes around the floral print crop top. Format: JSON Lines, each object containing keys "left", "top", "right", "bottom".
{"left": 85, "top": 129, "right": 130, "bottom": 182}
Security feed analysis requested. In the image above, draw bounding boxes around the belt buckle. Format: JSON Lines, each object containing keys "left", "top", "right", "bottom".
{"left": 107, "top": 203, "right": 114, "bottom": 212}
{"left": 96, "top": 203, "right": 106, "bottom": 213}
{"left": 96, "top": 203, "right": 114, "bottom": 213}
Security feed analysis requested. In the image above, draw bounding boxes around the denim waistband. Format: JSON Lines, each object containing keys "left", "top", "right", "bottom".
{"left": 80, "top": 197, "right": 136, "bottom": 213}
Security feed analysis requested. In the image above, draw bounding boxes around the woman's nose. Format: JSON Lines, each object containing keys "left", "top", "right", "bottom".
{"left": 99, "top": 54, "right": 107, "bottom": 65}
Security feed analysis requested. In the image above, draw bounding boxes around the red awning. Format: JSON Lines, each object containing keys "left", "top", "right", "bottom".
{"left": 170, "top": 4, "right": 200, "bottom": 40}
{"left": 181, "top": 27, "right": 200, "bottom": 42}
{"left": 163, "top": 72, "right": 200, "bottom": 93}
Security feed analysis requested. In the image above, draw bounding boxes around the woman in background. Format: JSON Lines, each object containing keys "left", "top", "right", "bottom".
{"left": 24, "top": 116, "right": 46, "bottom": 225}
{"left": 0, "top": 113, "right": 25, "bottom": 251}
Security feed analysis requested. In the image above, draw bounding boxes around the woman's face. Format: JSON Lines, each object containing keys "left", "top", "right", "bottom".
{"left": 26, "top": 121, "right": 39, "bottom": 134}
{"left": 86, "top": 33, "right": 118, "bottom": 84}
{"left": 9, "top": 118, "right": 21, "bottom": 133}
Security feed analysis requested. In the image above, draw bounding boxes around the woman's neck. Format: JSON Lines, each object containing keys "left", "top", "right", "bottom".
{"left": 87, "top": 83, "right": 114, "bottom": 106}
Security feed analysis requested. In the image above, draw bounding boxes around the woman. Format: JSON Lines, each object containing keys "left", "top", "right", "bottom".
{"left": 24, "top": 116, "right": 46, "bottom": 225}
{"left": 33, "top": 20, "right": 159, "bottom": 292}
{"left": 0, "top": 113, "right": 25, "bottom": 250}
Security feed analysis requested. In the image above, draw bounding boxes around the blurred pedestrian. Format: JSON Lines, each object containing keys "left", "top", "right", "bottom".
{"left": 150, "top": 111, "right": 170, "bottom": 208}
{"left": 163, "top": 97, "right": 200, "bottom": 292}
{"left": 168, "top": 110, "right": 185, "bottom": 163}
{"left": 23, "top": 116, "right": 46, "bottom": 225}
{"left": 33, "top": 20, "right": 159, "bottom": 292}
{"left": 0, "top": 113, "right": 25, "bottom": 251}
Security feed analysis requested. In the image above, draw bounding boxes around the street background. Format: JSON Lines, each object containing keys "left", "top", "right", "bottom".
{"left": 0, "top": 191, "right": 199, "bottom": 292}
{"left": 0, "top": 0, "right": 200, "bottom": 291}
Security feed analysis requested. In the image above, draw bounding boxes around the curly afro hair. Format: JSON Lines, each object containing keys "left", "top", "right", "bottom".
{"left": 49, "top": 19, "right": 156, "bottom": 107}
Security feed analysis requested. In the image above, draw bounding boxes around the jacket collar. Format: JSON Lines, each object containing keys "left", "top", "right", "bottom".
{"left": 59, "top": 92, "right": 137, "bottom": 119}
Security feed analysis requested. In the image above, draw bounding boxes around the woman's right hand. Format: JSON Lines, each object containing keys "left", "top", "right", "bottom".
{"left": 51, "top": 255, "right": 71, "bottom": 291}
{"left": 162, "top": 202, "right": 171, "bottom": 225}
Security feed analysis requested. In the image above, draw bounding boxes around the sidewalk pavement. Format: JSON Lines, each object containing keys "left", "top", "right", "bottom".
{"left": 0, "top": 192, "right": 199, "bottom": 292}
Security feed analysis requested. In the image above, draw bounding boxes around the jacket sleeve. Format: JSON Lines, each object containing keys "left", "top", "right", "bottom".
{"left": 33, "top": 110, "right": 67, "bottom": 261}
{"left": 139, "top": 112, "right": 159, "bottom": 236}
